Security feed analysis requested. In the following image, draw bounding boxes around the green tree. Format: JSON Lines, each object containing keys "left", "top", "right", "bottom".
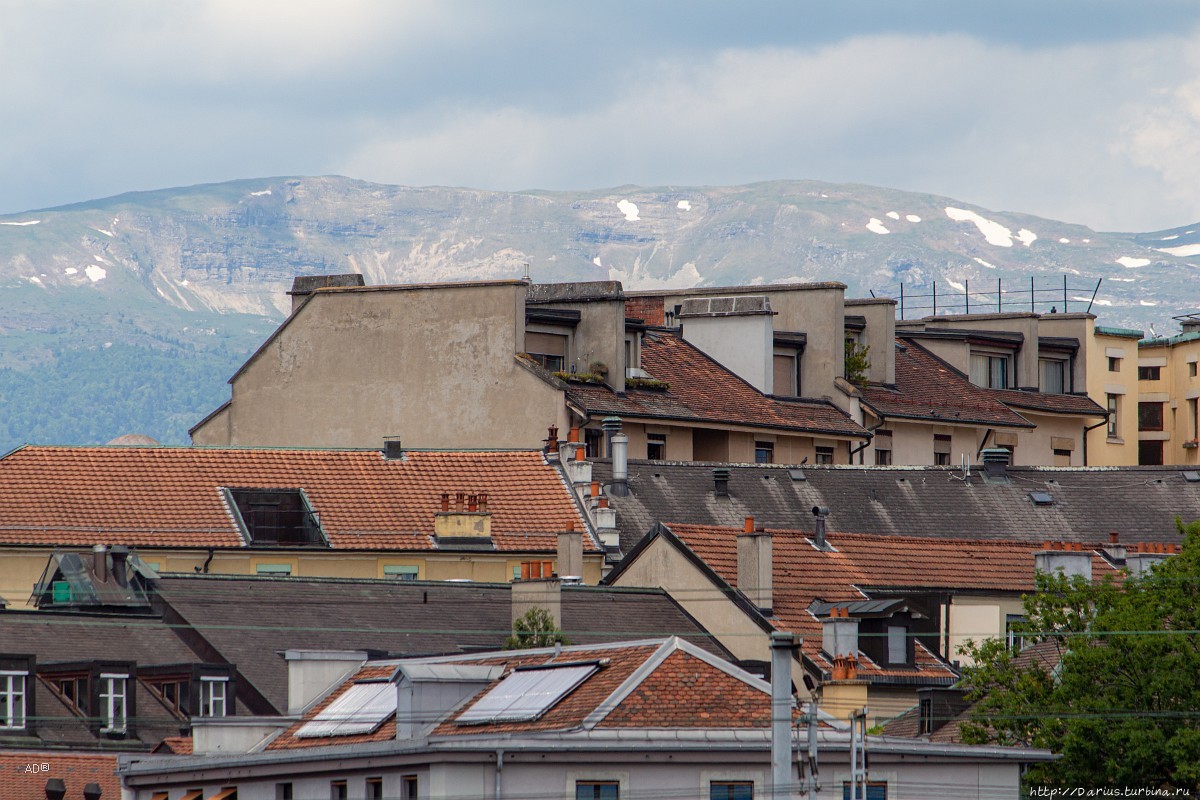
{"left": 505, "top": 607, "right": 569, "bottom": 650}
{"left": 958, "top": 520, "right": 1200, "bottom": 790}
{"left": 843, "top": 339, "right": 871, "bottom": 387}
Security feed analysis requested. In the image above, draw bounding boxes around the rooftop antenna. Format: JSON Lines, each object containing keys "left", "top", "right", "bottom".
{"left": 521, "top": 262, "right": 531, "bottom": 282}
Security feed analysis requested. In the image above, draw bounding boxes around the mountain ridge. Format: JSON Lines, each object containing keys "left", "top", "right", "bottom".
{"left": 1, "top": 176, "right": 1197, "bottom": 449}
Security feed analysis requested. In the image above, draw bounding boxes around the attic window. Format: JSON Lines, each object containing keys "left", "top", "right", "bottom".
{"left": 1029, "top": 492, "right": 1054, "bottom": 506}
{"left": 1183, "top": 471, "right": 1200, "bottom": 483}
{"left": 295, "top": 680, "right": 396, "bottom": 738}
{"left": 457, "top": 662, "right": 599, "bottom": 725}
{"left": 226, "top": 488, "right": 327, "bottom": 547}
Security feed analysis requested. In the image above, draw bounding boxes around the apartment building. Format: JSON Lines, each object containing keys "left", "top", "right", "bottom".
{"left": 1136, "top": 314, "right": 1200, "bottom": 465}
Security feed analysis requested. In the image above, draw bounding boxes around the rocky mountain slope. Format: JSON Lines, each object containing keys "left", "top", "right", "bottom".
{"left": 1, "top": 176, "right": 1196, "bottom": 449}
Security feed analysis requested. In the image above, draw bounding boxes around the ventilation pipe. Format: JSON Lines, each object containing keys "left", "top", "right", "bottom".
{"left": 610, "top": 420, "right": 629, "bottom": 497}
{"left": 110, "top": 545, "right": 130, "bottom": 588}
{"left": 713, "top": 467, "right": 731, "bottom": 497}
{"left": 811, "top": 506, "right": 830, "bottom": 551}
{"left": 770, "top": 632, "right": 799, "bottom": 800}
{"left": 92, "top": 544, "right": 107, "bottom": 583}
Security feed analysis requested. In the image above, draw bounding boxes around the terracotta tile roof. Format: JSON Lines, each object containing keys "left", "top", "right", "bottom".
{"left": 153, "top": 736, "right": 194, "bottom": 755}
{"left": 566, "top": 331, "right": 867, "bottom": 438}
{"left": 0, "top": 752, "right": 120, "bottom": 800}
{"left": 989, "top": 387, "right": 1106, "bottom": 417}
{"left": 271, "top": 638, "right": 788, "bottom": 749}
{"left": 861, "top": 340, "right": 1033, "bottom": 428}
{"left": 659, "top": 523, "right": 1115, "bottom": 681}
{"left": 0, "top": 446, "right": 590, "bottom": 552}
{"left": 268, "top": 663, "right": 399, "bottom": 750}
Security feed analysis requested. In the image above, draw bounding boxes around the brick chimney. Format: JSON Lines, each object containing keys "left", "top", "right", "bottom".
{"left": 1126, "top": 542, "right": 1176, "bottom": 578}
{"left": 511, "top": 576, "right": 562, "bottom": 628}
{"left": 1034, "top": 541, "right": 1092, "bottom": 581}
{"left": 737, "top": 521, "right": 772, "bottom": 614}
{"left": 819, "top": 607, "right": 868, "bottom": 722}
{"left": 433, "top": 492, "right": 493, "bottom": 546}
{"left": 557, "top": 520, "right": 584, "bottom": 582}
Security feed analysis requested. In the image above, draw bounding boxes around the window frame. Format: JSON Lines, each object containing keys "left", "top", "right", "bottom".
{"left": 1138, "top": 365, "right": 1162, "bottom": 381}
{"left": 1108, "top": 356, "right": 1121, "bottom": 372}
{"left": 646, "top": 433, "right": 666, "bottom": 461}
{"left": 1038, "top": 357, "right": 1069, "bottom": 394}
{"left": 1107, "top": 394, "right": 1120, "bottom": 438}
{"left": 401, "top": 776, "right": 419, "bottom": 800}
{"left": 815, "top": 446, "right": 835, "bottom": 465}
{"left": 575, "top": 781, "right": 620, "bottom": 800}
{"left": 1138, "top": 401, "right": 1165, "bottom": 431}
{"left": 99, "top": 672, "right": 129, "bottom": 734}
{"left": 754, "top": 441, "right": 775, "bottom": 464}
{"left": 0, "top": 670, "right": 27, "bottom": 730}
{"left": 200, "top": 675, "right": 229, "bottom": 718}
{"left": 969, "top": 350, "right": 1013, "bottom": 389}
{"left": 710, "top": 780, "right": 754, "bottom": 800}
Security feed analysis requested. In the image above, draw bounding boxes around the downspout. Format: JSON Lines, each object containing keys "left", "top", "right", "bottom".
{"left": 975, "top": 428, "right": 994, "bottom": 460}
{"left": 199, "top": 548, "right": 214, "bottom": 574}
{"left": 1082, "top": 417, "right": 1109, "bottom": 466}
{"left": 495, "top": 749, "right": 504, "bottom": 800}
{"left": 849, "top": 418, "right": 884, "bottom": 465}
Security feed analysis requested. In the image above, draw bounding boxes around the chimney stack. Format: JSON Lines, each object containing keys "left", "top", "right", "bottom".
{"left": 92, "top": 544, "right": 107, "bottom": 583}
{"left": 110, "top": 545, "right": 130, "bottom": 588}
{"left": 822, "top": 607, "right": 860, "bottom": 661}
{"left": 610, "top": 424, "right": 629, "bottom": 497}
{"left": 1034, "top": 541, "right": 1092, "bottom": 581}
{"left": 557, "top": 522, "right": 584, "bottom": 582}
{"left": 737, "top": 526, "right": 773, "bottom": 613}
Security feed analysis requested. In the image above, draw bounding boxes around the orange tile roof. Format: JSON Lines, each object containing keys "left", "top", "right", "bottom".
{"left": 661, "top": 523, "right": 1117, "bottom": 679}
{"left": 271, "top": 639, "right": 791, "bottom": 748}
{"left": 566, "top": 331, "right": 867, "bottom": 438}
{"left": 0, "top": 752, "right": 120, "bottom": 800}
{"left": 153, "top": 736, "right": 194, "bottom": 755}
{"left": 0, "top": 446, "right": 592, "bottom": 551}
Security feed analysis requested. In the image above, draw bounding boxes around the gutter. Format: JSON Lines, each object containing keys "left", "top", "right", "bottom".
{"left": 1082, "top": 416, "right": 1110, "bottom": 466}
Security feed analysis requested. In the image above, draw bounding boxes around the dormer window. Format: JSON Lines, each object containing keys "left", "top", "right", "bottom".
{"left": 143, "top": 665, "right": 236, "bottom": 719}
{"left": 200, "top": 676, "right": 228, "bottom": 717}
{"left": 0, "top": 670, "right": 28, "bottom": 730}
{"left": 525, "top": 332, "right": 568, "bottom": 372}
{"left": 970, "top": 351, "right": 1011, "bottom": 389}
{"left": 99, "top": 673, "right": 128, "bottom": 734}
{"left": 226, "top": 488, "right": 327, "bottom": 547}
{"left": 1039, "top": 357, "right": 1070, "bottom": 394}
{"left": 887, "top": 625, "right": 908, "bottom": 665}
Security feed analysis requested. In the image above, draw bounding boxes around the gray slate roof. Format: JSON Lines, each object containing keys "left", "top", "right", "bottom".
{"left": 154, "top": 573, "right": 731, "bottom": 713}
{"left": 591, "top": 460, "right": 1198, "bottom": 555}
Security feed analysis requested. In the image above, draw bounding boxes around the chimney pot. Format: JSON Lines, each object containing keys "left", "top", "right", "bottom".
{"left": 467, "top": 494, "right": 479, "bottom": 513}
{"left": 744, "top": 516, "right": 755, "bottom": 533}
{"left": 455, "top": 492, "right": 466, "bottom": 512}
{"left": 521, "top": 561, "right": 532, "bottom": 581}
{"left": 542, "top": 559, "right": 554, "bottom": 577}
{"left": 598, "top": 496, "right": 609, "bottom": 509}
{"left": 1110, "top": 531, "right": 1120, "bottom": 544}
{"left": 440, "top": 492, "right": 450, "bottom": 512}
{"left": 568, "top": 426, "right": 580, "bottom": 443}
{"left": 477, "top": 493, "right": 488, "bottom": 513}
{"left": 575, "top": 446, "right": 586, "bottom": 462}
{"left": 591, "top": 481, "right": 600, "bottom": 497}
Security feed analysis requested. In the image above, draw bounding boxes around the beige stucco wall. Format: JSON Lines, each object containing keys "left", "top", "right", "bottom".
{"left": 0, "top": 547, "right": 605, "bottom": 609}
{"left": 1087, "top": 331, "right": 1140, "bottom": 465}
{"left": 680, "top": 312, "right": 775, "bottom": 394}
{"left": 845, "top": 298, "right": 897, "bottom": 385}
{"left": 193, "top": 282, "right": 568, "bottom": 449}
{"left": 921, "top": 313, "right": 1041, "bottom": 389}
{"left": 864, "top": 420, "right": 988, "bottom": 467}
{"left": 556, "top": 297, "right": 627, "bottom": 393}
{"left": 1138, "top": 336, "right": 1200, "bottom": 465}
{"left": 948, "top": 595, "right": 1025, "bottom": 666}
{"left": 1009, "top": 411, "right": 1086, "bottom": 466}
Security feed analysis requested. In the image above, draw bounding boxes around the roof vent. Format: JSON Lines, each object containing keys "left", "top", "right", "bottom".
{"left": 789, "top": 468, "right": 807, "bottom": 482}
{"left": 1184, "top": 471, "right": 1200, "bottom": 483}
{"left": 980, "top": 447, "right": 1011, "bottom": 479}
{"left": 1029, "top": 491, "right": 1054, "bottom": 506}
{"left": 383, "top": 438, "right": 404, "bottom": 460}
{"left": 712, "top": 467, "right": 731, "bottom": 497}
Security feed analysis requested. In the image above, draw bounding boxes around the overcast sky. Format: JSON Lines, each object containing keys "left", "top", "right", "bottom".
{"left": 3, "top": 1, "right": 1200, "bottom": 231}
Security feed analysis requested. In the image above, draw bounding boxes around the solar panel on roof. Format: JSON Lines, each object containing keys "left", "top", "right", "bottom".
{"left": 295, "top": 680, "right": 396, "bottom": 738}
{"left": 457, "top": 663, "right": 598, "bottom": 725}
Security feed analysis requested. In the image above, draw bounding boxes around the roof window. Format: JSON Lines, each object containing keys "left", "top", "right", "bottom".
{"left": 457, "top": 662, "right": 600, "bottom": 725}
{"left": 296, "top": 680, "right": 396, "bottom": 738}
{"left": 1029, "top": 491, "right": 1054, "bottom": 506}
{"left": 226, "top": 488, "right": 328, "bottom": 547}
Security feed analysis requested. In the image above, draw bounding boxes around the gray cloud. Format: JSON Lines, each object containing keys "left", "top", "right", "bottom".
{"left": 2, "top": 2, "right": 1199, "bottom": 230}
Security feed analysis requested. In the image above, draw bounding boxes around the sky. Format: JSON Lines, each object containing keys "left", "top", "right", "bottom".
{"left": 3, "top": 1, "right": 1200, "bottom": 232}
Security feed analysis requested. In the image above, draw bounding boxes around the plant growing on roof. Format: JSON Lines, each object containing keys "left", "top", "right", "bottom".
{"left": 505, "top": 606, "right": 569, "bottom": 650}
{"left": 844, "top": 339, "right": 871, "bottom": 387}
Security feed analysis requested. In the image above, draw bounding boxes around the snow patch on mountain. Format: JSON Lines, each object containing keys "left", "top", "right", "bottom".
{"left": 886, "top": 211, "right": 900, "bottom": 220}
{"left": 974, "top": 258, "right": 996, "bottom": 269}
{"left": 1158, "top": 243, "right": 1200, "bottom": 257}
{"left": 677, "top": 200, "right": 691, "bottom": 211}
{"left": 866, "top": 218, "right": 890, "bottom": 235}
{"left": 1117, "top": 257, "right": 1151, "bottom": 268}
{"left": 0, "top": 220, "right": 39, "bottom": 226}
{"left": 944, "top": 207, "right": 1015, "bottom": 247}
{"left": 1016, "top": 229, "right": 1037, "bottom": 247}
{"left": 617, "top": 200, "right": 640, "bottom": 221}
{"left": 84, "top": 265, "right": 107, "bottom": 282}
{"left": 906, "top": 214, "right": 921, "bottom": 222}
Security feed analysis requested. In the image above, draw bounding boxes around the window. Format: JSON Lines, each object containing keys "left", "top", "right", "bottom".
{"left": 275, "top": 784, "right": 293, "bottom": 800}
{"left": 933, "top": 433, "right": 952, "bottom": 466}
{"left": 1053, "top": 448, "right": 1071, "bottom": 467}
{"left": 1107, "top": 394, "right": 1120, "bottom": 438}
{"left": 873, "top": 430, "right": 892, "bottom": 466}
{"left": 576, "top": 782, "right": 620, "bottom": 800}
{"left": 647, "top": 433, "right": 666, "bottom": 460}
{"left": 969, "top": 352, "right": 1011, "bottom": 388}
{"left": 330, "top": 781, "right": 348, "bottom": 800}
{"left": 918, "top": 696, "right": 934, "bottom": 735}
{"left": 1108, "top": 356, "right": 1121, "bottom": 372}
{"left": 297, "top": 680, "right": 397, "bottom": 738}
{"left": 200, "top": 676, "right": 228, "bottom": 718}
{"left": 1139, "top": 401, "right": 1165, "bottom": 431}
{"left": 1006, "top": 614, "right": 1028, "bottom": 653}
{"left": 585, "top": 428, "right": 603, "bottom": 458}
{"left": 148, "top": 677, "right": 187, "bottom": 713}
{"left": 773, "top": 352, "right": 799, "bottom": 396}
{"left": 1191, "top": 398, "right": 1199, "bottom": 441}
{"left": 256, "top": 563, "right": 293, "bottom": 576}
{"left": 887, "top": 626, "right": 907, "bottom": 665}
{"left": 525, "top": 332, "right": 568, "bottom": 372}
{"left": 228, "top": 488, "right": 325, "bottom": 546}
{"left": 1139, "top": 365, "right": 1162, "bottom": 381}
{"left": 366, "top": 778, "right": 384, "bottom": 800}
{"left": 1140, "top": 440, "right": 1165, "bottom": 466}
{"left": 0, "top": 671, "right": 27, "bottom": 729}
{"left": 383, "top": 565, "right": 420, "bottom": 581}
{"left": 402, "top": 776, "right": 419, "bottom": 800}
{"left": 815, "top": 446, "right": 834, "bottom": 465}
{"left": 56, "top": 675, "right": 87, "bottom": 705}
{"left": 1039, "top": 358, "right": 1067, "bottom": 394}
{"left": 1191, "top": 362, "right": 1198, "bottom": 378}
{"left": 843, "top": 782, "right": 887, "bottom": 800}
{"left": 458, "top": 664, "right": 599, "bottom": 725}
{"left": 754, "top": 441, "right": 774, "bottom": 464}
{"left": 99, "top": 673, "right": 128, "bottom": 734}
{"left": 710, "top": 782, "right": 754, "bottom": 800}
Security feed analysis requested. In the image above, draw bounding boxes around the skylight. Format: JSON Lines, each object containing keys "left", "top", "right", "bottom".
{"left": 1029, "top": 491, "right": 1054, "bottom": 506}
{"left": 456, "top": 663, "right": 599, "bottom": 725}
{"left": 295, "top": 680, "right": 396, "bottom": 738}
